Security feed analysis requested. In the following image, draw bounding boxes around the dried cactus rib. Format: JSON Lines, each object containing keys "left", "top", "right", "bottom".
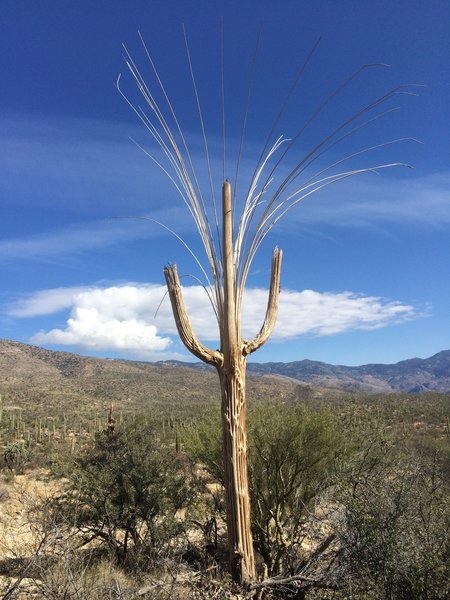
{"left": 163, "top": 264, "right": 223, "bottom": 367}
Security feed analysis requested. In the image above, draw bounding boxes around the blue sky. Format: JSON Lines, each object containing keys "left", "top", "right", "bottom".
{"left": 1, "top": 0, "right": 449, "bottom": 366}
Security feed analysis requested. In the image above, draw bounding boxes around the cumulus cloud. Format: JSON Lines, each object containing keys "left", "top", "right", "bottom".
{"left": 8, "top": 283, "right": 419, "bottom": 360}
{"left": 271, "top": 289, "right": 416, "bottom": 338}
{"left": 33, "top": 308, "right": 170, "bottom": 356}
{"left": 28, "top": 285, "right": 174, "bottom": 360}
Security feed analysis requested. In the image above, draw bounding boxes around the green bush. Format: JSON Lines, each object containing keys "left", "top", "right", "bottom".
{"left": 250, "top": 403, "right": 345, "bottom": 575}
{"left": 2, "top": 440, "right": 31, "bottom": 474}
{"left": 52, "top": 421, "right": 197, "bottom": 569}
{"left": 187, "top": 402, "right": 346, "bottom": 576}
{"left": 336, "top": 441, "right": 450, "bottom": 600}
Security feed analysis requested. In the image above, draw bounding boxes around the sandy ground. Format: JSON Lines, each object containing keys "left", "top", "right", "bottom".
{"left": 0, "top": 469, "right": 65, "bottom": 597}
{"left": 0, "top": 469, "right": 62, "bottom": 557}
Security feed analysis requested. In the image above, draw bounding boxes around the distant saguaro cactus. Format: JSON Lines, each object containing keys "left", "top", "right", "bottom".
{"left": 119, "top": 28, "right": 414, "bottom": 582}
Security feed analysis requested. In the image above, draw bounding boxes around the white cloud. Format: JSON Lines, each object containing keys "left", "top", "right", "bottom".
{"left": 28, "top": 285, "right": 173, "bottom": 360}
{"left": 9, "top": 283, "right": 419, "bottom": 360}
{"left": 9, "top": 286, "right": 92, "bottom": 317}
{"left": 271, "top": 289, "right": 416, "bottom": 338}
{"left": 33, "top": 308, "right": 170, "bottom": 355}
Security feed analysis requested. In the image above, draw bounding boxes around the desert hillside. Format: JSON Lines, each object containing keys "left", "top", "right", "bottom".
{"left": 0, "top": 339, "right": 315, "bottom": 421}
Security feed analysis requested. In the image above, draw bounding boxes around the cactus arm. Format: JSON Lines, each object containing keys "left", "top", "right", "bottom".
{"left": 164, "top": 264, "right": 223, "bottom": 367}
{"left": 242, "top": 247, "right": 283, "bottom": 356}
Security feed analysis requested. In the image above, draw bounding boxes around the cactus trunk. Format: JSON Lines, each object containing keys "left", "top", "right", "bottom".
{"left": 219, "top": 181, "right": 255, "bottom": 582}
{"left": 218, "top": 359, "right": 255, "bottom": 581}
{"left": 164, "top": 181, "right": 282, "bottom": 584}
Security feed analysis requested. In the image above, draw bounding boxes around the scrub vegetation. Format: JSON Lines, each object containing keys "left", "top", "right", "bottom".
{"left": 1, "top": 385, "right": 448, "bottom": 599}
{"left": 0, "top": 26, "right": 445, "bottom": 596}
{"left": 117, "top": 26, "right": 420, "bottom": 584}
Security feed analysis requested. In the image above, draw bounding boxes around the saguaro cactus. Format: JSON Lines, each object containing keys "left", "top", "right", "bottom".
{"left": 165, "top": 181, "right": 282, "bottom": 581}
{"left": 120, "top": 29, "right": 413, "bottom": 583}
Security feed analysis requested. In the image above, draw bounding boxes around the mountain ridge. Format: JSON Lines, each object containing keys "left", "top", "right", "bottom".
{"left": 1, "top": 339, "right": 448, "bottom": 395}
{"left": 157, "top": 350, "right": 450, "bottom": 393}
{"left": 0, "top": 339, "right": 312, "bottom": 419}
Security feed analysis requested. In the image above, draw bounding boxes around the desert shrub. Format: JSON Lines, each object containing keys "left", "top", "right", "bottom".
{"left": 34, "top": 551, "right": 140, "bottom": 600}
{"left": 1, "top": 440, "right": 31, "bottom": 474}
{"left": 187, "top": 402, "right": 346, "bottom": 576}
{"left": 52, "top": 421, "right": 197, "bottom": 570}
{"left": 335, "top": 441, "right": 450, "bottom": 600}
{"left": 249, "top": 403, "right": 345, "bottom": 576}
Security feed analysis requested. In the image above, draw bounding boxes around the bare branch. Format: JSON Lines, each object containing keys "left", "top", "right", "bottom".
{"left": 242, "top": 247, "right": 282, "bottom": 356}
{"left": 164, "top": 264, "right": 223, "bottom": 367}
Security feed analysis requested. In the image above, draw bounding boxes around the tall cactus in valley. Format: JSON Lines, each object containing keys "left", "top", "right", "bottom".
{"left": 119, "top": 29, "right": 413, "bottom": 582}
{"left": 165, "top": 181, "right": 281, "bottom": 580}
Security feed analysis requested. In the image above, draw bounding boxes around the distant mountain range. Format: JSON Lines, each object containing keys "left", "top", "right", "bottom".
{"left": 0, "top": 339, "right": 306, "bottom": 419}
{"left": 158, "top": 350, "right": 450, "bottom": 394}
{"left": 1, "top": 339, "right": 449, "bottom": 398}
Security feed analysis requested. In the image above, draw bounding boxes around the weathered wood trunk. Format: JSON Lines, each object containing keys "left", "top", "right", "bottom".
{"left": 219, "top": 181, "right": 255, "bottom": 582}
{"left": 163, "top": 181, "right": 282, "bottom": 584}
{"left": 218, "top": 361, "right": 255, "bottom": 582}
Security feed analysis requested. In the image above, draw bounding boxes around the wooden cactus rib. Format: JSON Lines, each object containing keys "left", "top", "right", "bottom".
{"left": 163, "top": 265, "right": 223, "bottom": 367}
{"left": 222, "top": 180, "right": 237, "bottom": 363}
{"left": 243, "top": 247, "right": 282, "bottom": 356}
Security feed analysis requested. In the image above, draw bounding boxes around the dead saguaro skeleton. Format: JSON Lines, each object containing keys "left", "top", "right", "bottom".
{"left": 164, "top": 181, "right": 282, "bottom": 581}
{"left": 119, "top": 28, "right": 416, "bottom": 583}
